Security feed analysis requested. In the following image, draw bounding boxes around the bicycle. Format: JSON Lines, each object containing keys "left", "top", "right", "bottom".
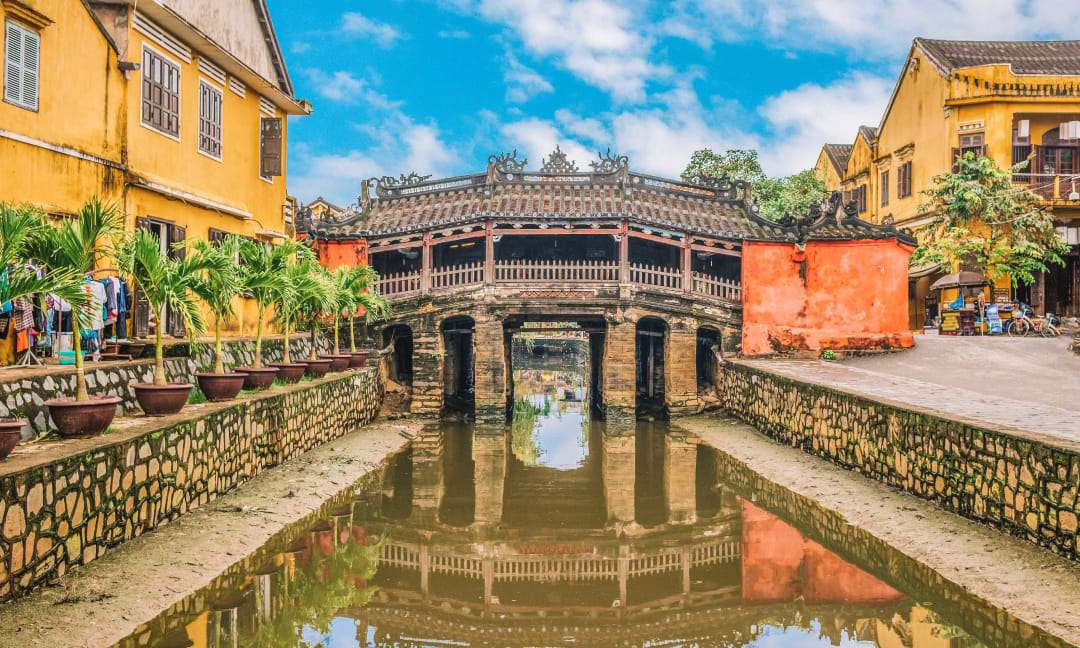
{"left": 1007, "top": 309, "right": 1061, "bottom": 337}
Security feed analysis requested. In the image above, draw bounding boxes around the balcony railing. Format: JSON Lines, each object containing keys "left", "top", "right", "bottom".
{"left": 1013, "top": 173, "right": 1080, "bottom": 201}
{"left": 495, "top": 259, "right": 619, "bottom": 283}
{"left": 375, "top": 259, "right": 742, "bottom": 304}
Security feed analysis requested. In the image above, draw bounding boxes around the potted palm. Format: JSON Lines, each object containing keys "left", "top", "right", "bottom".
{"left": 115, "top": 229, "right": 210, "bottom": 415}
{"left": 335, "top": 265, "right": 388, "bottom": 369}
{"left": 0, "top": 204, "right": 92, "bottom": 450}
{"left": 31, "top": 198, "right": 125, "bottom": 438}
{"left": 233, "top": 238, "right": 298, "bottom": 389}
{"left": 190, "top": 235, "right": 248, "bottom": 401}
{"left": 281, "top": 258, "right": 334, "bottom": 377}
{"left": 268, "top": 252, "right": 317, "bottom": 384}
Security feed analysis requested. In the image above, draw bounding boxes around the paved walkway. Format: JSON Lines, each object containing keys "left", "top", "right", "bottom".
{"left": 741, "top": 336, "right": 1080, "bottom": 442}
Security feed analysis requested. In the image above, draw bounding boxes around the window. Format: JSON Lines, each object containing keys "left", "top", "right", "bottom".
{"left": 4, "top": 20, "right": 40, "bottom": 111}
{"left": 856, "top": 185, "right": 867, "bottom": 214}
{"left": 897, "top": 162, "right": 913, "bottom": 198}
{"left": 880, "top": 170, "right": 889, "bottom": 206}
{"left": 959, "top": 132, "right": 984, "bottom": 159}
{"left": 198, "top": 80, "right": 222, "bottom": 159}
{"left": 141, "top": 45, "right": 180, "bottom": 138}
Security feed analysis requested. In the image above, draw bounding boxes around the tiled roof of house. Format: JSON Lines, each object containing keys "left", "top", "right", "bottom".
{"left": 822, "top": 144, "right": 853, "bottom": 175}
{"left": 857, "top": 126, "right": 879, "bottom": 143}
{"left": 915, "top": 38, "right": 1080, "bottom": 76}
{"left": 298, "top": 149, "right": 914, "bottom": 245}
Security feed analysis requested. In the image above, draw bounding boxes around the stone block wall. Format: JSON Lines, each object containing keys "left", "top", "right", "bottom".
{"left": 473, "top": 319, "right": 507, "bottom": 424}
{"left": 0, "top": 335, "right": 331, "bottom": 440}
{"left": 720, "top": 361, "right": 1080, "bottom": 561}
{"left": 0, "top": 368, "right": 382, "bottom": 602}
{"left": 602, "top": 321, "right": 636, "bottom": 422}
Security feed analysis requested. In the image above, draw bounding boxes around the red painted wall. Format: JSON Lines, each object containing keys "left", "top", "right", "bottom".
{"left": 741, "top": 239, "right": 915, "bottom": 356}
{"left": 740, "top": 500, "right": 904, "bottom": 605}
{"left": 314, "top": 239, "right": 369, "bottom": 271}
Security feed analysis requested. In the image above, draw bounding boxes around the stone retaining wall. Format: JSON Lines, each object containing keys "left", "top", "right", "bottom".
{"left": 0, "top": 335, "right": 332, "bottom": 439}
{"left": 0, "top": 367, "right": 382, "bottom": 602}
{"left": 720, "top": 361, "right": 1080, "bottom": 561}
{"left": 703, "top": 441, "right": 1070, "bottom": 648}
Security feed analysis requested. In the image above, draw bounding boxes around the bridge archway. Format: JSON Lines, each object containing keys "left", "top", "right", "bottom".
{"left": 636, "top": 317, "right": 668, "bottom": 417}
{"left": 441, "top": 316, "right": 475, "bottom": 416}
{"left": 696, "top": 326, "right": 722, "bottom": 395}
{"left": 382, "top": 324, "right": 414, "bottom": 387}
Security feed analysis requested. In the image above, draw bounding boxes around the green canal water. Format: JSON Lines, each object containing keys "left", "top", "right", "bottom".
{"left": 110, "top": 359, "right": 1060, "bottom": 648}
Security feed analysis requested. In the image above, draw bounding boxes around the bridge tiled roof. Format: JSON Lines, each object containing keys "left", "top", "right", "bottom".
{"left": 299, "top": 149, "right": 914, "bottom": 245}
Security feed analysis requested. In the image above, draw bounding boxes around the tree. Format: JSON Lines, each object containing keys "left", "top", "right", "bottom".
{"left": 190, "top": 235, "right": 245, "bottom": 374}
{"left": 238, "top": 238, "right": 301, "bottom": 368}
{"left": 115, "top": 229, "right": 212, "bottom": 385}
{"left": 912, "top": 152, "right": 1068, "bottom": 287}
{"left": 28, "top": 198, "right": 123, "bottom": 401}
{"left": 0, "top": 203, "right": 88, "bottom": 315}
{"left": 682, "top": 149, "right": 826, "bottom": 221}
{"left": 332, "top": 264, "right": 389, "bottom": 354}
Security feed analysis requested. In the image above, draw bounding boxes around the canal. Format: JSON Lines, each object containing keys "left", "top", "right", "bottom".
{"left": 105, "top": 354, "right": 1066, "bottom": 648}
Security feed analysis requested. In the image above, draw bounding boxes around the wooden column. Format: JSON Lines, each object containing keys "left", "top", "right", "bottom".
{"left": 681, "top": 237, "right": 691, "bottom": 293}
{"left": 420, "top": 232, "right": 432, "bottom": 296}
{"left": 485, "top": 221, "right": 495, "bottom": 285}
{"left": 619, "top": 220, "right": 629, "bottom": 283}
{"left": 420, "top": 545, "right": 431, "bottom": 599}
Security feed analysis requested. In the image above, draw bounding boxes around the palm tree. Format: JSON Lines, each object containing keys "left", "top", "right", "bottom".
{"left": 115, "top": 229, "right": 211, "bottom": 385}
{"left": 26, "top": 198, "right": 123, "bottom": 401}
{"left": 238, "top": 238, "right": 301, "bottom": 368}
{"left": 189, "top": 235, "right": 244, "bottom": 374}
{"left": 277, "top": 258, "right": 333, "bottom": 363}
{"left": 0, "top": 203, "right": 88, "bottom": 314}
{"left": 333, "top": 265, "right": 388, "bottom": 353}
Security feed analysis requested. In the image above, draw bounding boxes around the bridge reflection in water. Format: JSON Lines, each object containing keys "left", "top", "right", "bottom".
{"left": 111, "top": 362, "right": 1001, "bottom": 648}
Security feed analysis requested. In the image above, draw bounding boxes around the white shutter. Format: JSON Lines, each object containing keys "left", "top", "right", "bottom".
{"left": 20, "top": 27, "right": 38, "bottom": 110}
{"left": 3, "top": 21, "right": 38, "bottom": 110}
{"left": 4, "top": 21, "right": 22, "bottom": 105}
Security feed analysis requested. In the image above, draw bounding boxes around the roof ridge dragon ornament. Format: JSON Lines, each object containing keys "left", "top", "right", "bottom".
{"left": 539, "top": 145, "right": 579, "bottom": 173}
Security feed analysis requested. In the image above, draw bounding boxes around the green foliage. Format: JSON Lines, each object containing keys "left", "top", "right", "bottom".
{"left": 190, "top": 234, "right": 244, "bottom": 320}
{"left": 187, "top": 389, "right": 208, "bottom": 404}
{"left": 682, "top": 149, "right": 827, "bottom": 221}
{"left": 913, "top": 153, "right": 1068, "bottom": 286}
{"left": 821, "top": 350, "right": 837, "bottom": 361}
{"left": 0, "top": 203, "right": 89, "bottom": 312}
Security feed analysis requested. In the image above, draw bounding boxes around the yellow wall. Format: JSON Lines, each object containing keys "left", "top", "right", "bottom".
{"left": 841, "top": 135, "right": 875, "bottom": 220}
{"left": 814, "top": 148, "right": 843, "bottom": 192}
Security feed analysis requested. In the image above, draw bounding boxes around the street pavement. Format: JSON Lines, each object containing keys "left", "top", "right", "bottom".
{"left": 740, "top": 335, "right": 1080, "bottom": 441}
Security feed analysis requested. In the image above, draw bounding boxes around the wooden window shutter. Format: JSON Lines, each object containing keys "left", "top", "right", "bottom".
{"left": 208, "top": 227, "right": 226, "bottom": 246}
{"left": 1032, "top": 145, "right": 1044, "bottom": 174}
{"left": 881, "top": 170, "right": 889, "bottom": 206}
{"left": 260, "top": 117, "right": 282, "bottom": 177}
{"left": 4, "top": 20, "right": 39, "bottom": 111}
{"left": 135, "top": 216, "right": 151, "bottom": 231}
{"left": 168, "top": 224, "right": 186, "bottom": 260}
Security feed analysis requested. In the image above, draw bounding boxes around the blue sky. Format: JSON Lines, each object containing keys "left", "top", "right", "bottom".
{"left": 267, "top": 1, "right": 1078, "bottom": 205}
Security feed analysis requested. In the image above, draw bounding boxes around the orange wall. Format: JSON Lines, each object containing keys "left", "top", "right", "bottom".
{"left": 742, "top": 239, "right": 915, "bottom": 356}
{"left": 315, "top": 239, "right": 368, "bottom": 270}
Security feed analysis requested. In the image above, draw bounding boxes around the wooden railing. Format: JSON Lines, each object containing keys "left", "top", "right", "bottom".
{"left": 432, "top": 261, "right": 484, "bottom": 289}
{"left": 375, "top": 271, "right": 421, "bottom": 298}
{"left": 375, "top": 261, "right": 743, "bottom": 304}
{"left": 630, "top": 263, "right": 681, "bottom": 291}
{"left": 691, "top": 272, "right": 742, "bottom": 301}
{"left": 1012, "top": 173, "right": 1080, "bottom": 201}
{"left": 495, "top": 259, "right": 619, "bottom": 283}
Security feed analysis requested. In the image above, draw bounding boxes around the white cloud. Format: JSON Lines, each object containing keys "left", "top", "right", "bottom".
{"left": 504, "top": 54, "right": 554, "bottom": 103}
{"left": 341, "top": 13, "right": 406, "bottom": 48}
{"left": 681, "top": 0, "right": 1080, "bottom": 58}
{"left": 439, "top": 29, "right": 472, "bottom": 39}
{"left": 554, "top": 109, "right": 610, "bottom": 143}
{"left": 757, "top": 73, "right": 893, "bottom": 176}
{"left": 302, "top": 70, "right": 403, "bottom": 111}
{"left": 291, "top": 41, "right": 311, "bottom": 54}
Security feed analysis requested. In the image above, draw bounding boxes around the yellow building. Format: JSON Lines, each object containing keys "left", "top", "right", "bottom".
{"left": 814, "top": 143, "right": 852, "bottom": 191}
{"left": 305, "top": 196, "right": 346, "bottom": 221}
{"left": 1, "top": 0, "right": 310, "bottom": 353}
{"left": 822, "top": 38, "right": 1080, "bottom": 328}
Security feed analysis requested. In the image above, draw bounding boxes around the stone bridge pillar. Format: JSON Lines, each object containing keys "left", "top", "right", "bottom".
{"left": 410, "top": 440, "right": 444, "bottom": 527}
{"left": 603, "top": 317, "right": 636, "bottom": 422}
{"left": 602, "top": 422, "right": 636, "bottom": 526}
{"left": 411, "top": 322, "right": 443, "bottom": 418}
{"left": 473, "top": 427, "right": 507, "bottom": 526}
{"left": 664, "top": 434, "right": 697, "bottom": 524}
{"left": 474, "top": 316, "right": 508, "bottom": 424}
{"left": 665, "top": 319, "right": 700, "bottom": 417}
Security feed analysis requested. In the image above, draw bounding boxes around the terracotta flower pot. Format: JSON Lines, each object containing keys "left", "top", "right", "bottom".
{"left": 267, "top": 362, "right": 306, "bottom": 384}
{"left": 232, "top": 367, "right": 278, "bottom": 390}
{"left": 347, "top": 352, "right": 369, "bottom": 369}
{"left": 300, "top": 359, "right": 331, "bottom": 378}
{"left": 133, "top": 383, "right": 193, "bottom": 416}
{"left": 195, "top": 373, "right": 246, "bottom": 402}
{"left": 118, "top": 342, "right": 147, "bottom": 358}
{"left": 44, "top": 396, "right": 122, "bottom": 438}
{"left": 0, "top": 419, "right": 25, "bottom": 460}
{"left": 319, "top": 355, "right": 351, "bottom": 372}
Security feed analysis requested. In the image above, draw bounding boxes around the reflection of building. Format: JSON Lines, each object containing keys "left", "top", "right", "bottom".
{"left": 818, "top": 39, "right": 1080, "bottom": 325}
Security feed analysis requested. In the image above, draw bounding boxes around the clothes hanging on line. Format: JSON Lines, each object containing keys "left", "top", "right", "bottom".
{"left": 12, "top": 298, "right": 33, "bottom": 331}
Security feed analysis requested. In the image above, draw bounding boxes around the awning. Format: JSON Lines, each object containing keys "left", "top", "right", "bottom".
{"left": 908, "top": 262, "right": 943, "bottom": 279}
{"left": 929, "top": 271, "right": 989, "bottom": 291}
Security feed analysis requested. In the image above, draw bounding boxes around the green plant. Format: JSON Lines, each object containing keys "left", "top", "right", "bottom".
{"left": 238, "top": 238, "right": 301, "bottom": 368}
{"left": 190, "top": 235, "right": 245, "bottom": 374}
{"left": 913, "top": 152, "right": 1068, "bottom": 287}
{"left": 27, "top": 197, "right": 124, "bottom": 401}
{"left": 821, "top": 350, "right": 838, "bottom": 361}
{"left": 0, "top": 203, "right": 89, "bottom": 313}
{"left": 681, "top": 148, "right": 827, "bottom": 221}
{"left": 278, "top": 256, "right": 334, "bottom": 362}
{"left": 115, "top": 229, "right": 212, "bottom": 385}
{"left": 332, "top": 264, "right": 389, "bottom": 353}
{"left": 187, "top": 389, "right": 208, "bottom": 404}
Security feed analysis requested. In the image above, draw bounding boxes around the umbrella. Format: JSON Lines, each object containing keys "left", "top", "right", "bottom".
{"left": 929, "top": 271, "right": 988, "bottom": 291}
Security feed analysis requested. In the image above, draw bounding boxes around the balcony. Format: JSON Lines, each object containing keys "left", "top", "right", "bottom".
{"left": 1012, "top": 172, "right": 1080, "bottom": 202}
